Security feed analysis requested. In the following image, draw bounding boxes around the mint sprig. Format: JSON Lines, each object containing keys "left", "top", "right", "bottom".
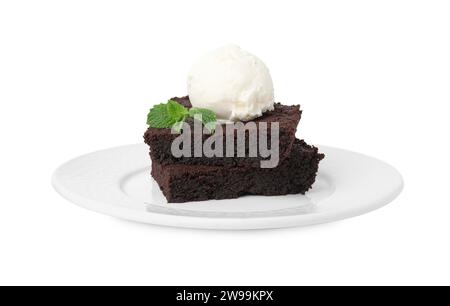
{"left": 146, "top": 103, "right": 177, "bottom": 128}
{"left": 147, "top": 100, "right": 217, "bottom": 132}
{"left": 167, "top": 100, "right": 189, "bottom": 122}
{"left": 188, "top": 108, "right": 217, "bottom": 131}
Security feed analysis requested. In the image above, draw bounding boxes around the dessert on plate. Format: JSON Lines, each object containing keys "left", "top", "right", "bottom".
{"left": 144, "top": 45, "right": 324, "bottom": 203}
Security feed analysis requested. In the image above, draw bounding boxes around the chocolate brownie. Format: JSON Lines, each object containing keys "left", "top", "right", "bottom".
{"left": 144, "top": 96, "right": 301, "bottom": 168}
{"left": 151, "top": 139, "right": 324, "bottom": 203}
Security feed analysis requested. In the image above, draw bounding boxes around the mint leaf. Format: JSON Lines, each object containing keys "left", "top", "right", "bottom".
{"left": 167, "top": 100, "right": 189, "bottom": 122}
{"left": 147, "top": 100, "right": 189, "bottom": 128}
{"left": 147, "top": 103, "right": 177, "bottom": 128}
{"left": 189, "top": 108, "right": 217, "bottom": 131}
{"left": 147, "top": 100, "right": 217, "bottom": 132}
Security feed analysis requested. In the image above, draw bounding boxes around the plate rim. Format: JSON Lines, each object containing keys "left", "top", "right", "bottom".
{"left": 52, "top": 144, "right": 404, "bottom": 230}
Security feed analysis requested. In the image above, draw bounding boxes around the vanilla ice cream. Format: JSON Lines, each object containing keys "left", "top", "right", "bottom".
{"left": 187, "top": 45, "right": 274, "bottom": 121}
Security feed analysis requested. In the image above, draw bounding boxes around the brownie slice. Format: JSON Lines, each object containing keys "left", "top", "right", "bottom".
{"left": 144, "top": 96, "right": 301, "bottom": 168}
{"left": 151, "top": 139, "right": 324, "bottom": 203}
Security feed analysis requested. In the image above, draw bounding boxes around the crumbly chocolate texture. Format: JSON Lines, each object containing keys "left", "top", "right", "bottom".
{"left": 151, "top": 139, "right": 324, "bottom": 203}
{"left": 144, "top": 96, "right": 302, "bottom": 168}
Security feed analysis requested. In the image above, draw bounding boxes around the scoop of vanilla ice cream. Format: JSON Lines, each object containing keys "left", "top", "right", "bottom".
{"left": 187, "top": 45, "right": 274, "bottom": 121}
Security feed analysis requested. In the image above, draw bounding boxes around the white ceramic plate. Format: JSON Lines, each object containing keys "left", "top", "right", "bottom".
{"left": 52, "top": 144, "right": 403, "bottom": 230}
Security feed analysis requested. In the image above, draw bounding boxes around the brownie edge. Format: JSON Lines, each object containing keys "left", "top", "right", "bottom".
{"left": 151, "top": 139, "right": 324, "bottom": 203}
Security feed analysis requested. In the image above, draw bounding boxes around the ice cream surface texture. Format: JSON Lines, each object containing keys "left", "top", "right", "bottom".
{"left": 187, "top": 45, "right": 275, "bottom": 121}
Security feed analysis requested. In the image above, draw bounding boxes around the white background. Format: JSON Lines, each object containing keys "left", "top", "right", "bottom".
{"left": 1, "top": 0, "right": 449, "bottom": 285}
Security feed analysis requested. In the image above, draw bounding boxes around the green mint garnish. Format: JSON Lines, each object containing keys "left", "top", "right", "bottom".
{"left": 188, "top": 108, "right": 217, "bottom": 132}
{"left": 147, "top": 100, "right": 217, "bottom": 132}
{"left": 146, "top": 103, "right": 177, "bottom": 128}
{"left": 167, "top": 100, "right": 189, "bottom": 122}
